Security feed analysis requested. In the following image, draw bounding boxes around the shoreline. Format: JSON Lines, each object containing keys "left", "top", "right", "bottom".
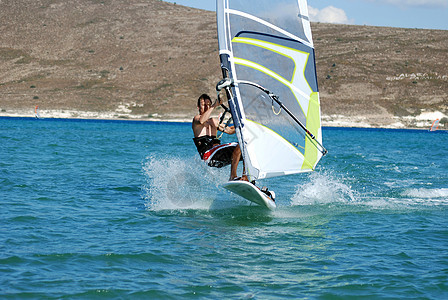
{"left": 3, "top": 115, "right": 446, "bottom": 133}
{"left": 0, "top": 109, "right": 446, "bottom": 130}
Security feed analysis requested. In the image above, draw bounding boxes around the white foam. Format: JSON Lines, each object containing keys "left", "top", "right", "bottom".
{"left": 404, "top": 188, "right": 448, "bottom": 199}
{"left": 401, "top": 188, "right": 448, "bottom": 206}
{"left": 142, "top": 155, "right": 448, "bottom": 211}
{"left": 350, "top": 188, "right": 448, "bottom": 209}
{"left": 288, "top": 168, "right": 448, "bottom": 209}
{"left": 142, "top": 155, "right": 229, "bottom": 211}
{"left": 290, "top": 171, "right": 358, "bottom": 206}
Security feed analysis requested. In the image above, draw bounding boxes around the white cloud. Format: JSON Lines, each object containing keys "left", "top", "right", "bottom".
{"left": 368, "top": 0, "right": 448, "bottom": 8}
{"left": 308, "top": 6, "right": 353, "bottom": 24}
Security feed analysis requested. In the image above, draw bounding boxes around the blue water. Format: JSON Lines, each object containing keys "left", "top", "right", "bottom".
{"left": 1, "top": 117, "right": 447, "bottom": 298}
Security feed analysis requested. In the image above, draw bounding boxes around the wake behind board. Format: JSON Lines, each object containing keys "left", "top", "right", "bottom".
{"left": 222, "top": 181, "right": 276, "bottom": 210}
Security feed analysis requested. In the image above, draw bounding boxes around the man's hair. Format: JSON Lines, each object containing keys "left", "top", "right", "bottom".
{"left": 197, "top": 94, "right": 212, "bottom": 107}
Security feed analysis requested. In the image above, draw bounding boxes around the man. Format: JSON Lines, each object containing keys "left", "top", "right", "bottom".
{"left": 192, "top": 94, "right": 247, "bottom": 181}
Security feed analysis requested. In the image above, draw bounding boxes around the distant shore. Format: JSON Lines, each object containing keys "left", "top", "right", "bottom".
{"left": 2, "top": 2, "right": 447, "bottom": 132}
{"left": 1, "top": 109, "right": 446, "bottom": 130}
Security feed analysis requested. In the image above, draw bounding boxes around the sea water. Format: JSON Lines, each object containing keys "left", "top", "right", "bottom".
{"left": 1, "top": 117, "right": 447, "bottom": 298}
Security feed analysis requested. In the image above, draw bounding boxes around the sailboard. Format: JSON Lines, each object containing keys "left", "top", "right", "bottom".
{"left": 216, "top": 0, "right": 327, "bottom": 207}
{"left": 223, "top": 181, "right": 276, "bottom": 210}
{"left": 429, "top": 119, "right": 440, "bottom": 132}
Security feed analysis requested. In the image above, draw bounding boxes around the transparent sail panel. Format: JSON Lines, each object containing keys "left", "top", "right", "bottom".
{"left": 227, "top": 0, "right": 312, "bottom": 45}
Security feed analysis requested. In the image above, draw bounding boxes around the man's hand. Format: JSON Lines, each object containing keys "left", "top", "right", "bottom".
{"left": 212, "top": 96, "right": 223, "bottom": 108}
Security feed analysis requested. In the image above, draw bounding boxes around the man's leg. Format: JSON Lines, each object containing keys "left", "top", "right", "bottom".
{"left": 230, "top": 145, "right": 248, "bottom": 181}
{"left": 229, "top": 145, "right": 240, "bottom": 180}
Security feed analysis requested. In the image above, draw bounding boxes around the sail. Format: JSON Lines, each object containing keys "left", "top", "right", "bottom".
{"left": 217, "top": 0, "right": 325, "bottom": 180}
{"left": 430, "top": 119, "right": 440, "bottom": 131}
{"left": 35, "top": 105, "right": 40, "bottom": 119}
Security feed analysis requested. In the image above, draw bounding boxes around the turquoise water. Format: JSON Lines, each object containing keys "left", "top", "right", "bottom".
{"left": 1, "top": 117, "right": 447, "bottom": 298}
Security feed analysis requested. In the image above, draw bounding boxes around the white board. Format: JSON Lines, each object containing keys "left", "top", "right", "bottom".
{"left": 222, "top": 181, "right": 276, "bottom": 210}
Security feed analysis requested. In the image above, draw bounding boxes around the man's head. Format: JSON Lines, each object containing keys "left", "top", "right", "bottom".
{"left": 197, "top": 94, "right": 212, "bottom": 114}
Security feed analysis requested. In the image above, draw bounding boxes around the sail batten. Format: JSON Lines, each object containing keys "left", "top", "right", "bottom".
{"left": 217, "top": 0, "right": 324, "bottom": 181}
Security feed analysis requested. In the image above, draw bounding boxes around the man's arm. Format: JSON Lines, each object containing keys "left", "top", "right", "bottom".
{"left": 197, "top": 98, "right": 222, "bottom": 125}
{"left": 197, "top": 107, "right": 214, "bottom": 125}
{"left": 218, "top": 124, "right": 235, "bottom": 135}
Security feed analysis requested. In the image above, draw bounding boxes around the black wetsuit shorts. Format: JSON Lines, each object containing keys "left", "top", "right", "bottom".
{"left": 193, "top": 135, "right": 238, "bottom": 168}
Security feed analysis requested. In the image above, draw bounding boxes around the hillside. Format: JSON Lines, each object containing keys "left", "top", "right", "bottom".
{"left": 1, "top": 0, "right": 447, "bottom": 128}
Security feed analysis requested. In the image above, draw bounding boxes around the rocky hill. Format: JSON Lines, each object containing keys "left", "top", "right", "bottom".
{"left": 1, "top": 0, "right": 447, "bottom": 128}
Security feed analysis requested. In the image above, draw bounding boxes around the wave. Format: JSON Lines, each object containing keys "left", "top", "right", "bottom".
{"left": 289, "top": 171, "right": 448, "bottom": 209}
{"left": 400, "top": 188, "right": 448, "bottom": 206}
{"left": 142, "top": 155, "right": 234, "bottom": 211}
{"left": 290, "top": 171, "right": 358, "bottom": 206}
{"left": 403, "top": 188, "right": 448, "bottom": 199}
{"left": 142, "top": 156, "right": 448, "bottom": 212}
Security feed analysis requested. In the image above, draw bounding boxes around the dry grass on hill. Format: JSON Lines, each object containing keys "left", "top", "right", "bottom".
{"left": 1, "top": 0, "right": 447, "bottom": 127}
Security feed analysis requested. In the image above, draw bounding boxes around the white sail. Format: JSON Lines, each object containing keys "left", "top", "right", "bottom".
{"left": 217, "top": 0, "right": 325, "bottom": 180}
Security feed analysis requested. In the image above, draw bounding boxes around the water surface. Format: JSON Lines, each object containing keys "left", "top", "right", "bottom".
{"left": 1, "top": 117, "right": 447, "bottom": 298}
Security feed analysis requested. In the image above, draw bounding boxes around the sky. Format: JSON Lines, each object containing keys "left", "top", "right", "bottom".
{"left": 164, "top": 0, "right": 448, "bottom": 30}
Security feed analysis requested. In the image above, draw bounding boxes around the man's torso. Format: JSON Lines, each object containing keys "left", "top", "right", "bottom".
{"left": 192, "top": 116, "right": 217, "bottom": 138}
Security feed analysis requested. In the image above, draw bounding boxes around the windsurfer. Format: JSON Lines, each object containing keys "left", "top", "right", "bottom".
{"left": 192, "top": 94, "right": 248, "bottom": 181}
